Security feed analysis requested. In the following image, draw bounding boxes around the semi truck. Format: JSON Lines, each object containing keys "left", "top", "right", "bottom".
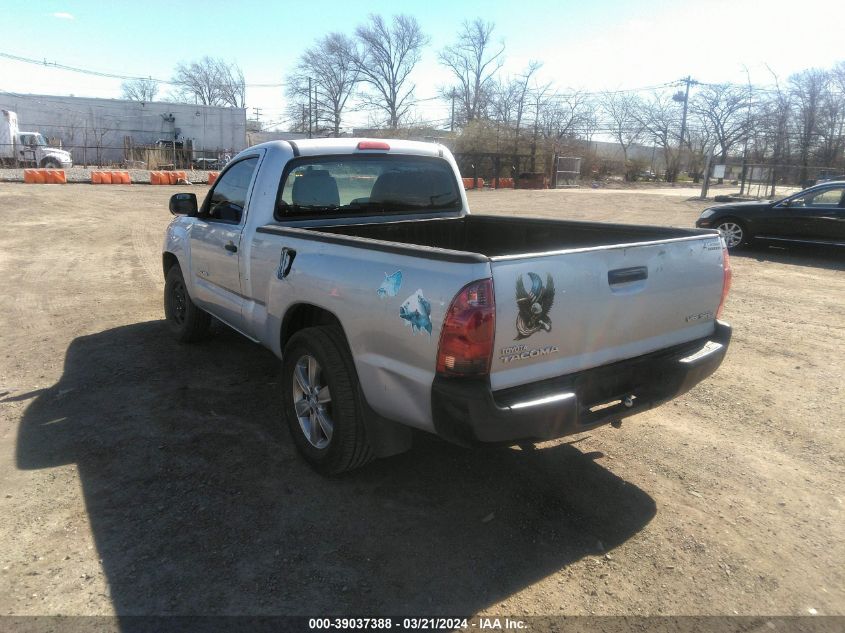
{"left": 1, "top": 110, "right": 73, "bottom": 168}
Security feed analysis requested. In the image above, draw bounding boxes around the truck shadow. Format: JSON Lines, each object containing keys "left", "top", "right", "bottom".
{"left": 732, "top": 243, "right": 845, "bottom": 271}
{"left": 16, "top": 321, "right": 655, "bottom": 616}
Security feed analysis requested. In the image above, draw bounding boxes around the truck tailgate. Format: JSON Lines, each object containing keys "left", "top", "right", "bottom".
{"left": 490, "top": 235, "right": 726, "bottom": 391}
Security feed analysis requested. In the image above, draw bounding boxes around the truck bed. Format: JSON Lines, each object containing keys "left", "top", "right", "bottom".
{"left": 306, "top": 215, "right": 708, "bottom": 258}
{"left": 269, "top": 213, "right": 726, "bottom": 391}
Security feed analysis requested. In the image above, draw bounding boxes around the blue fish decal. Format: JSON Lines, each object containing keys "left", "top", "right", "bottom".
{"left": 399, "top": 289, "right": 432, "bottom": 335}
{"left": 377, "top": 270, "right": 403, "bottom": 298}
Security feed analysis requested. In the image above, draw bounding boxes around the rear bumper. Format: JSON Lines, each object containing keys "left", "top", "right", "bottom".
{"left": 431, "top": 321, "right": 732, "bottom": 445}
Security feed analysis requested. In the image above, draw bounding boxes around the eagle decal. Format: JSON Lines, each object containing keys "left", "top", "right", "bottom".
{"left": 514, "top": 272, "right": 555, "bottom": 340}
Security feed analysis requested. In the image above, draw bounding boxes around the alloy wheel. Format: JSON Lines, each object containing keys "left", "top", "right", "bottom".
{"left": 717, "top": 221, "right": 743, "bottom": 249}
{"left": 291, "top": 354, "right": 334, "bottom": 449}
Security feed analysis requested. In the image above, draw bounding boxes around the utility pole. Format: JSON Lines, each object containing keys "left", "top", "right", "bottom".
{"left": 313, "top": 84, "right": 319, "bottom": 137}
{"left": 252, "top": 107, "right": 262, "bottom": 121}
{"left": 739, "top": 71, "right": 753, "bottom": 195}
{"left": 700, "top": 150, "right": 714, "bottom": 200}
{"left": 673, "top": 76, "right": 695, "bottom": 181}
{"left": 450, "top": 90, "right": 456, "bottom": 133}
{"left": 739, "top": 130, "right": 749, "bottom": 194}
{"left": 308, "top": 77, "right": 312, "bottom": 139}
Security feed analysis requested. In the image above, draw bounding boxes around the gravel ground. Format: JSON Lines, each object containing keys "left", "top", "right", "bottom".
{"left": 0, "top": 166, "right": 217, "bottom": 184}
{"left": 0, "top": 184, "right": 842, "bottom": 619}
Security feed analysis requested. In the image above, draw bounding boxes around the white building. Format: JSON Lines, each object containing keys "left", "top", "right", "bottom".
{"left": 0, "top": 92, "right": 246, "bottom": 164}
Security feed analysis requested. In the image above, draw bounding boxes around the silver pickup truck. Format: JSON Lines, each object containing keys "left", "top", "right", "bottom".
{"left": 163, "top": 139, "right": 732, "bottom": 474}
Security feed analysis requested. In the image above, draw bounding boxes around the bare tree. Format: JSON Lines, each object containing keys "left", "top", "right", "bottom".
{"left": 284, "top": 102, "right": 310, "bottom": 135}
{"left": 171, "top": 57, "right": 246, "bottom": 108}
{"left": 690, "top": 84, "right": 751, "bottom": 162}
{"left": 286, "top": 33, "right": 359, "bottom": 136}
{"left": 91, "top": 116, "right": 117, "bottom": 167}
{"left": 121, "top": 78, "right": 159, "bottom": 102}
{"left": 528, "top": 82, "right": 554, "bottom": 171}
{"left": 537, "top": 91, "right": 593, "bottom": 143}
{"left": 490, "top": 80, "right": 521, "bottom": 126}
{"left": 488, "top": 63, "right": 540, "bottom": 146}
{"left": 600, "top": 91, "right": 644, "bottom": 179}
{"left": 511, "top": 62, "right": 541, "bottom": 153}
{"left": 789, "top": 68, "right": 829, "bottom": 183}
{"left": 216, "top": 62, "right": 246, "bottom": 108}
{"left": 534, "top": 90, "right": 594, "bottom": 182}
{"left": 636, "top": 92, "right": 680, "bottom": 181}
{"left": 351, "top": 14, "right": 429, "bottom": 129}
{"left": 686, "top": 111, "right": 716, "bottom": 182}
{"left": 815, "top": 73, "right": 844, "bottom": 169}
{"left": 833, "top": 61, "right": 845, "bottom": 92}
{"left": 829, "top": 61, "right": 845, "bottom": 172}
{"left": 759, "top": 68, "right": 793, "bottom": 191}
{"left": 439, "top": 19, "right": 505, "bottom": 124}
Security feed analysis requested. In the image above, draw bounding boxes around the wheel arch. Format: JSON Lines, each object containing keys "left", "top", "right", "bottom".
{"left": 162, "top": 251, "right": 180, "bottom": 278}
{"left": 715, "top": 214, "right": 749, "bottom": 229}
{"left": 280, "top": 303, "right": 345, "bottom": 352}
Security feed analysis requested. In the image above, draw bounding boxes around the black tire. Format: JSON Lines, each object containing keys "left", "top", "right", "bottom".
{"left": 42, "top": 159, "right": 61, "bottom": 169}
{"left": 163, "top": 265, "right": 211, "bottom": 343}
{"left": 281, "top": 326, "right": 373, "bottom": 475}
{"left": 714, "top": 217, "right": 748, "bottom": 250}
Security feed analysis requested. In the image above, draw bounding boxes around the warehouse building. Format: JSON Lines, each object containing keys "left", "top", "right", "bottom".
{"left": 0, "top": 92, "right": 246, "bottom": 166}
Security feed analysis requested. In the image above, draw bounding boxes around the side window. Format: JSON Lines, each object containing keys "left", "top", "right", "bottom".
{"left": 811, "top": 187, "right": 845, "bottom": 206}
{"left": 791, "top": 187, "right": 845, "bottom": 208}
{"left": 203, "top": 157, "right": 258, "bottom": 223}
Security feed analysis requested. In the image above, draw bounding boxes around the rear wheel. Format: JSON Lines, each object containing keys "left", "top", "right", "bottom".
{"left": 715, "top": 218, "right": 746, "bottom": 250}
{"left": 281, "top": 326, "right": 373, "bottom": 474}
{"left": 164, "top": 265, "right": 211, "bottom": 342}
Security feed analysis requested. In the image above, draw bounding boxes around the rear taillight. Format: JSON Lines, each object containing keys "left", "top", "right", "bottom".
{"left": 716, "top": 246, "right": 732, "bottom": 319}
{"left": 436, "top": 279, "right": 496, "bottom": 376}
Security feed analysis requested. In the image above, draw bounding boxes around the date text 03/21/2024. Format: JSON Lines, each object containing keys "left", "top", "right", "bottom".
{"left": 308, "top": 617, "right": 527, "bottom": 630}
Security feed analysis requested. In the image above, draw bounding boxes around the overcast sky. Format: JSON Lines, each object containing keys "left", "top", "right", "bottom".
{"left": 2, "top": 0, "right": 843, "bottom": 130}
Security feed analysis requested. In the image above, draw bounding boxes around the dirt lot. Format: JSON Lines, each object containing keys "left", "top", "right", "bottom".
{"left": 0, "top": 183, "right": 842, "bottom": 618}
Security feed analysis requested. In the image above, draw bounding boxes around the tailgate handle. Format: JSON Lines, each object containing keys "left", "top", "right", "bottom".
{"left": 608, "top": 266, "right": 648, "bottom": 285}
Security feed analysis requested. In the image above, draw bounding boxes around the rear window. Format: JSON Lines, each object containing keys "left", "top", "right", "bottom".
{"left": 276, "top": 155, "right": 461, "bottom": 219}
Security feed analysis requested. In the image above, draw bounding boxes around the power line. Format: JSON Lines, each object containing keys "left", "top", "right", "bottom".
{"left": 5, "top": 51, "right": 842, "bottom": 153}
{"left": 0, "top": 51, "right": 739, "bottom": 101}
{"left": 0, "top": 51, "right": 285, "bottom": 88}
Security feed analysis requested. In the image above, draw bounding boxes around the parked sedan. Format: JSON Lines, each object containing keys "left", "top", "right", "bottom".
{"left": 696, "top": 181, "right": 845, "bottom": 250}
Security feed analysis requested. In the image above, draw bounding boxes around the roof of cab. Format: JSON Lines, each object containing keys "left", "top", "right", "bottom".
{"left": 245, "top": 137, "right": 443, "bottom": 158}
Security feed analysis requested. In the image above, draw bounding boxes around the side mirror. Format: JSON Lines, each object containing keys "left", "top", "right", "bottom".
{"left": 169, "top": 192, "right": 197, "bottom": 216}
{"left": 781, "top": 199, "right": 790, "bottom": 208}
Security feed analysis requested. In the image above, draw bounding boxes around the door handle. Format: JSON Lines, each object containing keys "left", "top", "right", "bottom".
{"left": 277, "top": 247, "right": 296, "bottom": 280}
{"left": 608, "top": 266, "right": 648, "bottom": 285}
{"left": 224, "top": 241, "right": 238, "bottom": 253}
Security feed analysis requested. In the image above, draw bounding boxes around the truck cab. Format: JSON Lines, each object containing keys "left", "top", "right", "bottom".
{"left": 0, "top": 110, "right": 73, "bottom": 168}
